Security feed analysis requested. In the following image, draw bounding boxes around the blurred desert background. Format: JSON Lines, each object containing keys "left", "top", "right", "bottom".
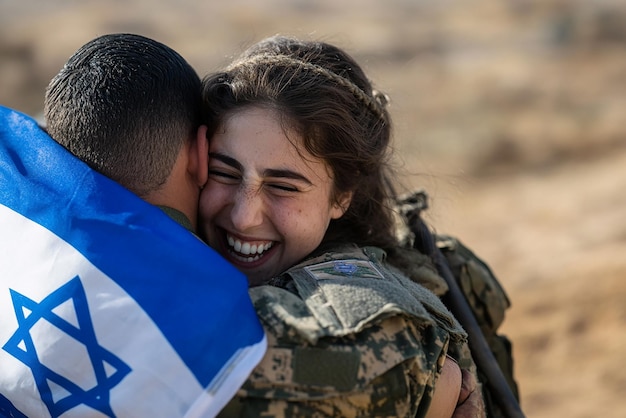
{"left": 1, "top": 0, "right": 625, "bottom": 416}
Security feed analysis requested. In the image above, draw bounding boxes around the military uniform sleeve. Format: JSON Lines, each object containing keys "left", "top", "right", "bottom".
{"left": 218, "top": 285, "right": 451, "bottom": 418}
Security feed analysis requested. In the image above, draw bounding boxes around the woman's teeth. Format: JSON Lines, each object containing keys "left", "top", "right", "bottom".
{"left": 227, "top": 234, "right": 274, "bottom": 262}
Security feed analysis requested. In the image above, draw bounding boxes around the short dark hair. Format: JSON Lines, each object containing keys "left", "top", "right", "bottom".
{"left": 44, "top": 33, "right": 202, "bottom": 196}
{"left": 202, "top": 35, "right": 399, "bottom": 250}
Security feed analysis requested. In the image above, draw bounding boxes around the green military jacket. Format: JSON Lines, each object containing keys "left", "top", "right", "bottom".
{"left": 219, "top": 243, "right": 466, "bottom": 417}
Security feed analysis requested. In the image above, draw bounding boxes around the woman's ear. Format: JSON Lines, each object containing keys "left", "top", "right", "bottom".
{"left": 190, "top": 125, "right": 209, "bottom": 188}
{"left": 330, "top": 191, "right": 353, "bottom": 219}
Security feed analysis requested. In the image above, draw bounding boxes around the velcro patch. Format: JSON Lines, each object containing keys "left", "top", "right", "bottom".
{"left": 293, "top": 347, "right": 360, "bottom": 391}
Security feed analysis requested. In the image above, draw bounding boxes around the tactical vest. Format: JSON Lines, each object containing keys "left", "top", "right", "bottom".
{"left": 437, "top": 235, "right": 520, "bottom": 418}
{"left": 394, "top": 190, "right": 521, "bottom": 418}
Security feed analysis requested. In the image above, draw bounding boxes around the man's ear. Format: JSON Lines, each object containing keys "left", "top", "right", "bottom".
{"left": 189, "top": 125, "right": 209, "bottom": 188}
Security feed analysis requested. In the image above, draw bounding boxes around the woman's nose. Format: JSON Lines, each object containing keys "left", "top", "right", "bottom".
{"left": 230, "top": 185, "right": 264, "bottom": 231}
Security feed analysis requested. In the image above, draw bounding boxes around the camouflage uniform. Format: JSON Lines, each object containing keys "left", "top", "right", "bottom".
{"left": 218, "top": 243, "right": 467, "bottom": 417}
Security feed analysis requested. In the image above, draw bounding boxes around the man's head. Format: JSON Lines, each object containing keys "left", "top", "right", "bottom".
{"left": 44, "top": 33, "right": 207, "bottom": 218}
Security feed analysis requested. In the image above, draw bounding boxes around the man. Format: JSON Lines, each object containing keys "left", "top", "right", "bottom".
{"left": 44, "top": 33, "right": 206, "bottom": 229}
{"left": 0, "top": 34, "right": 266, "bottom": 417}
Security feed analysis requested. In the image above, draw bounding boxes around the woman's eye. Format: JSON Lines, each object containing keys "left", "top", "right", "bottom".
{"left": 208, "top": 169, "right": 240, "bottom": 182}
{"left": 268, "top": 183, "right": 299, "bottom": 193}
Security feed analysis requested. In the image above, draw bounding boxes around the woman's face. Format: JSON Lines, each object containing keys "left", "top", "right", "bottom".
{"left": 199, "top": 106, "right": 350, "bottom": 286}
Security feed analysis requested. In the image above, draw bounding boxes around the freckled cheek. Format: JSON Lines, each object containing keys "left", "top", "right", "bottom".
{"left": 285, "top": 204, "right": 308, "bottom": 223}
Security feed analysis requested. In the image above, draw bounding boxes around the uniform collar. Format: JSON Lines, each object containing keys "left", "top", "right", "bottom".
{"left": 157, "top": 206, "right": 194, "bottom": 232}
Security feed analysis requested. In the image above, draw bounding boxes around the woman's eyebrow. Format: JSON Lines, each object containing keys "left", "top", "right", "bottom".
{"left": 209, "top": 152, "right": 241, "bottom": 170}
{"left": 210, "top": 152, "right": 312, "bottom": 185}
{"left": 264, "top": 169, "right": 312, "bottom": 185}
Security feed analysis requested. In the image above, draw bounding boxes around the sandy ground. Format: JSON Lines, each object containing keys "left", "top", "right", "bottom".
{"left": 2, "top": 1, "right": 626, "bottom": 416}
{"left": 430, "top": 151, "right": 626, "bottom": 418}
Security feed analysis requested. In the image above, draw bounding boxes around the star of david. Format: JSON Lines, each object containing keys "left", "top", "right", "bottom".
{"left": 2, "top": 276, "right": 131, "bottom": 418}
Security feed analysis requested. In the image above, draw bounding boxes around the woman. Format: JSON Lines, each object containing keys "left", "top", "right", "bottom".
{"left": 200, "top": 36, "right": 479, "bottom": 417}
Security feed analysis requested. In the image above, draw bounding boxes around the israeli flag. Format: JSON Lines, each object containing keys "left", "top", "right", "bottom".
{"left": 0, "top": 106, "right": 266, "bottom": 417}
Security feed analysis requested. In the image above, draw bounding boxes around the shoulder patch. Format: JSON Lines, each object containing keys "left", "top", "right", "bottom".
{"left": 303, "top": 259, "right": 384, "bottom": 281}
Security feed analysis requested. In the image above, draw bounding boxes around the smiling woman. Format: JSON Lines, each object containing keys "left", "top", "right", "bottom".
{"left": 199, "top": 35, "right": 479, "bottom": 418}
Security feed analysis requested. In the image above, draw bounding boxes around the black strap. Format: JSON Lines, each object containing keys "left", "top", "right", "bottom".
{"left": 410, "top": 213, "right": 525, "bottom": 418}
